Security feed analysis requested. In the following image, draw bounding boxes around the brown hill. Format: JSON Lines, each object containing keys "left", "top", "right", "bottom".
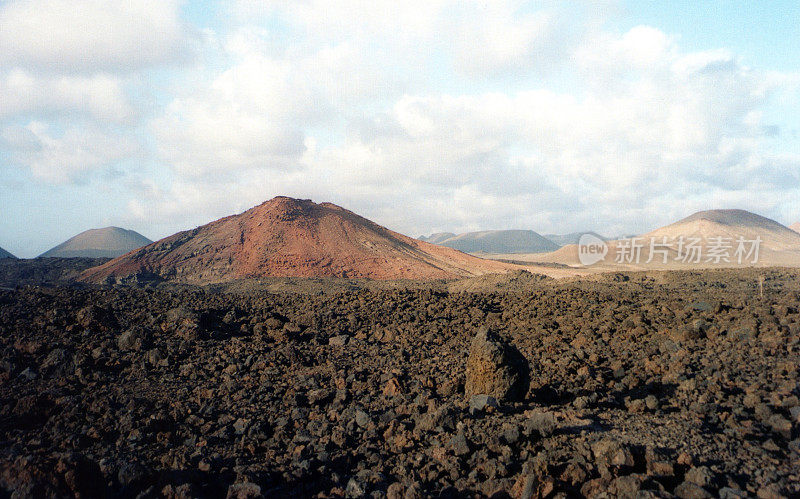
{"left": 644, "top": 209, "right": 800, "bottom": 252}
{"left": 495, "top": 209, "right": 800, "bottom": 270}
{"left": 81, "top": 197, "right": 518, "bottom": 284}
{"left": 39, "top": 227, "right": 152, "bottom": 258}
{"left": 791, "top": 222, "right": 800, "bottom": 234}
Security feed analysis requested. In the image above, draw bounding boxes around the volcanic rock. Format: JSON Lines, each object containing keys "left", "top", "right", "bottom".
{"left": 81, "top": 197, "right": 514, "bottom": 283}
{"left": 675, "top": 481, "right": 713, "bottom": 499}
{"left": 2, "top": 268, "right": 800, "bottom": 496}
{"left": 468, "top": 394, "right": 499, "bottom": 415}
{"left": 592, "top": 438, "right": 636, "bottom": 470}
{"left": 685, "top": 466, "right": 714, "bottom": 488}
{"left": 226, "top": 482, "right": 262, "bottom": 499}
{"left": 117, "top": 329, "right": 143, "bottom": 351}
{"left": 464, "top": 327, "right": 529, "bottom": 401}
{"left": 447, "top": 432, "right": 470, "bottom": 456}
{"left": 39, "top": 227, "right": 152, "bottom": 258}
{"left": 329, "top": 335, "right": 350, "bottom": 346}
{"left": 523, "top": 412, "right": 557, "bottom": 437}
{"left": 0, "top": 257, "right": 108, "bottom": 287}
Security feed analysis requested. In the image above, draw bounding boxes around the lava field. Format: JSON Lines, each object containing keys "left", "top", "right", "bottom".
{"left": 1, "top": 268, "right": 799, "bottom": 497}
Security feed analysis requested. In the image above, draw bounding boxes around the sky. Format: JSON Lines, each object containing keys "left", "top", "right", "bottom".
{"left": 1, "top": 0, "right": 799, "bottom": 257}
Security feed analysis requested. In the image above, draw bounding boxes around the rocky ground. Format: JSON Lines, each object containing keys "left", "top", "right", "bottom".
{"left": 0, "top": 268, "right": 799, "bottom": 498}
{"left": 0, "top": 257, "right": 111, "bottom": 288}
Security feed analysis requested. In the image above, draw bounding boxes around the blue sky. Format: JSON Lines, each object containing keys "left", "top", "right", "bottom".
{"left": 624, "top": 1, "right": 800, "bottom": 71}
{"left": 1, "top": 0, "right": 799, "bottom": 257}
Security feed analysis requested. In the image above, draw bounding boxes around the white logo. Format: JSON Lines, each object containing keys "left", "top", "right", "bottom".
{"left": 578, "top": 233, "right": 608, "bottom": 266}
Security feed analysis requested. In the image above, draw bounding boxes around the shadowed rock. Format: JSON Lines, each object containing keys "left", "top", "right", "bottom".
{"left": 464, "top": 327, "right": 530, "bottom": 402}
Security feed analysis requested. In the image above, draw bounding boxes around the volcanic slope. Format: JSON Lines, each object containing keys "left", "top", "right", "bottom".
{"left": 39, "top": 227, "right": 152, "bottom": 258}
{"left": 81, "top": 197, "right": 520, "bottom": 283}
{"left": 641, "top": 209, "right": 800, "bottom": 252}
{"left": 0, "top": 247, "right": 15, "bottom": 259}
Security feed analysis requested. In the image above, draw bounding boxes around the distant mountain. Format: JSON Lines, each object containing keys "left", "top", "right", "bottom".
{"left": 0, "top": 247, "right": 15, "bottom": 259}
{"left": 419, "top": 232, "right": 457, "bottom": 244}
{"left": 420, "top": 229, "right": 559, "bottom": 254}
{"left": 40, "top": 227, "right": 152, "bottom": 258}
{"left": 533, "top": 209, "right": 800, "bottom": 268}
{"left": 544, "top": 232, "right": 608, "bottom": 247}
{"left": 81, "top": 197, "right": 515, "bottom": 284}
{"left": 791, "top": 222, "right": 800, "bottom": 234}
{"left": 644, "top": 209, "right": 800, "bottom": 252}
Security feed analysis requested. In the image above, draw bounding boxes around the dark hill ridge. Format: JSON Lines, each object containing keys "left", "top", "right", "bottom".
{"left": 0, "top": 247, "right": 15, "bottom": 259}
{"left": 544, "top": 231, "right": 609, "bottom": 247}
{"left": 421, "top": 229, "right": 559, "bottom": 254}
{"left": 39, "top": 227, "right": 152, "bottom": 258}
{"left": 419, "top": 232, "right": 457, "bottom": 244}
{"left": 81, "top": 197, "right": 514, "bottom": 284}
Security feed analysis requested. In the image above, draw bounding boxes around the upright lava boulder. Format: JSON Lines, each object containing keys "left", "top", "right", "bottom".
{"left": 465, "top": 327, "right": 529, "bottom": 401}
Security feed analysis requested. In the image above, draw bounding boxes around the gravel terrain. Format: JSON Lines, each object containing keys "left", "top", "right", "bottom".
{"left": 0, "top": 268, "right": 799, "bottom": 497}
{"left": 0, "top": 258, "right": 110, "bottom": 288}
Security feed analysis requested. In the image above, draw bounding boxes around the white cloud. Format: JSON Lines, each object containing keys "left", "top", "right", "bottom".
{"left": 0, "top": 0, "right": 199, "bottom": 190}
{"left": 448, "top": 2, "right": 579, "bottom": 76}
{"left": 2, "top": 122, "right": 141, "bottom": 184}
{"left": 233, "top": 0, "right": 595, "bottom": 78}
{"left": 151, "top": 57, "right": 309, "bottom": 177}
{"left": 0, "top": 0, "right": 194, "bottom": 73}
{"left": 234, "top": 0, "right": 448, "bottom": 41}
{"left": 0, "top": 69, "right": 134, "bottom": 123}
{"left": 140, "top": 16, "right": 798, "bottom": 237}
{"left": 0, "top": 1, "right": 782, "bottom": 241}
{"left": 151, "top": 28, "right": 396, "bottom": 178}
